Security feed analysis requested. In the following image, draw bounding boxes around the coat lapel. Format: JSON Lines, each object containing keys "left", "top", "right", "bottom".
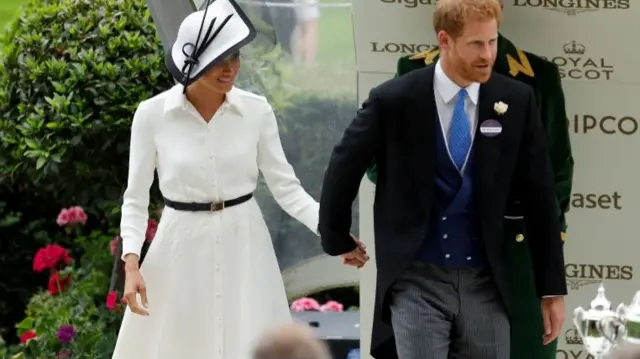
{"left": 408, "top": 66, "right": 437, "bottom": 204}
{"left": 474, "top": 77, "right": 502, "bottom": 187}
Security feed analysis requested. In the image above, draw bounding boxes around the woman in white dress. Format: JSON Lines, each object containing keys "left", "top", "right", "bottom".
{"left": 111, "top": 1, "right": 349, "bottom": 358}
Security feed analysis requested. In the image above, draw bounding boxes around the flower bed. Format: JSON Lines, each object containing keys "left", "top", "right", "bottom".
{"left": 0, "top": 206, "right": 157, "bottom": 358}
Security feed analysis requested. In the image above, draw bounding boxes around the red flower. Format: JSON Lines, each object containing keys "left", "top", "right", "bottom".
{"left": 146, "top": 218, "right": 158, "bottom": 242}
{"left": 106, "top": 290, "right": 118, "bottom": 310}
{"left": 109, "top": 236, "right": 120, "bottom": 256}
{"left": 33, "top": 244, "right": 72, "bottom": 273}
{"left": 47, "top": 272, "right": 72, "bottom": 295}
{"left": 20, "top": 329, "right": 36, "bottom": 344}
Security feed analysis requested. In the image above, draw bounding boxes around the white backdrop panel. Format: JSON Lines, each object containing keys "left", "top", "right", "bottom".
{"left": 500, "top": 3, "right": 640, "bottom": 85}
{"left": 352, "top": 0, "right": 437, "bottom": 72}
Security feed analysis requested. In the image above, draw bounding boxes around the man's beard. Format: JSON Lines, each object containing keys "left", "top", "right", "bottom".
{"left": 454, "top": 56, "right": 493, "bottom": 84}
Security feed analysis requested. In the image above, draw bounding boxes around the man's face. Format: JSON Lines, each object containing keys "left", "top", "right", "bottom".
{"left": 441, "top": 18, "right": 498, "bottom": 84}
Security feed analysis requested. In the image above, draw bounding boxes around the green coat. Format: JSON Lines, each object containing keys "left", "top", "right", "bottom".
{"left": 365, "top": 35, "right": 574, "bottom": 359}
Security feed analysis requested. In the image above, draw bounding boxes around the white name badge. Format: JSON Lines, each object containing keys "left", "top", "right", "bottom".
{"left": 479, "top": 119, "right": 502, "bottom": 137}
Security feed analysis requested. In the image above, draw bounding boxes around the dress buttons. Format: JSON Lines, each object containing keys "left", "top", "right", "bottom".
{"left": 442, "top": 234, "right": 448, "bottom": 239}
{"left": 466, "top": 256, "right": 472, "bottom": 260}
{"left": 445, "top": 254, "right": 450, "bottom": 259}
{"left": 442, "top": 216, "right": 447, "bottom": 221}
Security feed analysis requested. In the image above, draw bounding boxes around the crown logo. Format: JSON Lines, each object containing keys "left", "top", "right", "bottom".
{"left": 565, "top": 328, "right": 583, "bottom": 345}
{"left": 563, "top": 41, "right": 586, "bottom": 55}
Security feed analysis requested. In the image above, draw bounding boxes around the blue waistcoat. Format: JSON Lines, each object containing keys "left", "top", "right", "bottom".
{"left": 416, "top": 117, "right": 484, "bottom": 268}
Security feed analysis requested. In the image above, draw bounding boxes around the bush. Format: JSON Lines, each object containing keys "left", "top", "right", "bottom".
{"left": 0, "top": 0, "right": 170, "bottom": 342}
{"left": 0, "top": 0, "right": 172, "bottom": 212}
{"left": 0, "top": 206, "right": 127, "bottom": 358}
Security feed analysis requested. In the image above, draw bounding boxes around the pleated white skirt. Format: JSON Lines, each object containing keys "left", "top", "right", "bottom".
{"left": 112, "top": 199, "right": 292, "bottom": 359}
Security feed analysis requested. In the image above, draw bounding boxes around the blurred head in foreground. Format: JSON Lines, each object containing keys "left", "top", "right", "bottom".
{"left": 252, "top": 323, "right": 333, "bottom": 359}
{"left": 609, "top": 344, "right": 640, "bottom": 359}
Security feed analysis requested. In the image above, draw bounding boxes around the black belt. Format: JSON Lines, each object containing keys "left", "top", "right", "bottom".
{"left": 163, "top": 193, "right": 253, "bottom": 212}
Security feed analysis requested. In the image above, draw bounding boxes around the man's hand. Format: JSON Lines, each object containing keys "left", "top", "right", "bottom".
{"left": 541, "top": 296, "right": 564, "bottom": 345}
{"left": 341, "top": 235, "right": 369, "bottom": 268}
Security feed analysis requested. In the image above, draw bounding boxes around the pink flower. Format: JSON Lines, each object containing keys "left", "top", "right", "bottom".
{"left": 320, "top": 300, "right": 344, "bottom": 312}
{"left": 67, "top": 206, "right": 87, "bottom": 225}
{"left": 56, "top": 209, "right": 71, "bottom": 226}
{"left": 290, "top": 297, "right": 321, "bottom": 312}
{"left": 146, "top": 218, "right": 158, "bottom": 242}
{"left": 56, "top": 206, "right": 87, "bottom": 227}
{"left": 109, "top": 237, "right": 120, "bottom": 256}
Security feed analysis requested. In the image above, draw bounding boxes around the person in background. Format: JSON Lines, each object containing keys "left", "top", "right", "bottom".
{"left": 253, "top": 323, "right": 333, "bottom": 359}
{"left": 291, "top": 0, "right": 320, "bottom": 64}
{"left": 364, "top": 1, "right": 574, "bottom": 358}
{"left": 611, "top": 345, "right": 640, "bottom": 359}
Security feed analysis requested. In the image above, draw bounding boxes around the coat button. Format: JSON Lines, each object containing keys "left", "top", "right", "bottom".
{"left": 515, "top": 234, "right": 524, "bottom": 242}
{"left": 561, "top": 232, "right": 567, "bottom": 242}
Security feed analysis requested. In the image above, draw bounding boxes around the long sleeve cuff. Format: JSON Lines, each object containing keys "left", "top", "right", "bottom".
{"left": 300, "top": 202, "right": 319, "bottom": 235}
{"left": 120, "top": 236, "right": 143, "bottom": 261}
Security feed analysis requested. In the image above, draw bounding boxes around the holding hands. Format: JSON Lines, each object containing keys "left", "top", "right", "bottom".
{"left": 341, "top": 235, "right": 369, "bottom": 268}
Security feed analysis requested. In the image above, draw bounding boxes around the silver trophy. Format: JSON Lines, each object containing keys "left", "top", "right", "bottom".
{"left": 573, "top": 283, "right": 618, "bottom": 358}
{"left": 605, "top": 290, "right": 640, "bottom": 345}
{"left": 573, "top": 283, "right": 640, "bottom": 358}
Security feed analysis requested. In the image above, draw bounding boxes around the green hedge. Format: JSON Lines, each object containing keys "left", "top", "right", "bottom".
{"left": 0, "top": 0, "right": 171, "bottom": 343}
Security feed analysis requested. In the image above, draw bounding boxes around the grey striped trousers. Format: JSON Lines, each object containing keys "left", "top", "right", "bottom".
{"left": 389, "top": 261, "right": 510, "bottom": 359}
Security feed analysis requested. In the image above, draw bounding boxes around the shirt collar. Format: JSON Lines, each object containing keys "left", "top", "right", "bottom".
{"left": 434, "top": 61, "right": 480, "bottom": 105}
{"left": 163, "top": 84, "right": 244, "bottom": 116}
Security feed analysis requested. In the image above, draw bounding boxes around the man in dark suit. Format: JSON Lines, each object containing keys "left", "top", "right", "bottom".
{"left": 317, "top": 0, "right": 567, "bottom": 358}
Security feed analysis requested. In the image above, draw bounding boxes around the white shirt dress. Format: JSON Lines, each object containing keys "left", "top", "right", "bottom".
{"left": 111, "top": 84, "right": 319, "bottom": 359}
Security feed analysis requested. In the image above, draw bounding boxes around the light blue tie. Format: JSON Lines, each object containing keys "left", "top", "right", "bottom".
{"left": 448, "top": 89, "right": 471, "bottom": 171}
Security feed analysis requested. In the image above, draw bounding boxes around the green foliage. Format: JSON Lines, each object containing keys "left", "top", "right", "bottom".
{"left": 237, "top": 44, "right": 296, "bottom": 110}
{"left": 0, "top": 219, "right": 122, "bottom": 358}
{"left": 0, "top": 0, "right": 168, "bottom": 343}
{"left": 257, "top": 93, "right": 358, "bottom": 270}
{"left": 0, "top": 0, "right": 173, "bottom": 214}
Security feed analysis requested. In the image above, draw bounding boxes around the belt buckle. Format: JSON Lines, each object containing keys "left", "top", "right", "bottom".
{"left": 211, "top": 201, "right": 225, "bottom": 212}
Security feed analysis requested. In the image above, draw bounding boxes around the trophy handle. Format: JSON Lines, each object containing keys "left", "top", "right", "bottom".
{"left": 573, "top": 307, "right": 586, "bottom": 339}
{"left": 599, "top": 316, "right": 624, "bottom": 344}
{"left": 616, "top": 303, "right": 627, "bottom": 320}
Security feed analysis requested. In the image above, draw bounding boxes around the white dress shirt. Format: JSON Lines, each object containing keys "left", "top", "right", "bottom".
{"left": 433, "top": 61, "right": 480, "bottom": 172}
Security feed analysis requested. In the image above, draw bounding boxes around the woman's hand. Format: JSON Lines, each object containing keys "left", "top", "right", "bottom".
{"left": 123, "top": 255, "right": 149, "bottom": 316}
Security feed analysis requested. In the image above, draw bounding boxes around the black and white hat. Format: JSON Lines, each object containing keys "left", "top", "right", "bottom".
{"left": 166, "top": 0, "right": 256, "bottom": 89}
